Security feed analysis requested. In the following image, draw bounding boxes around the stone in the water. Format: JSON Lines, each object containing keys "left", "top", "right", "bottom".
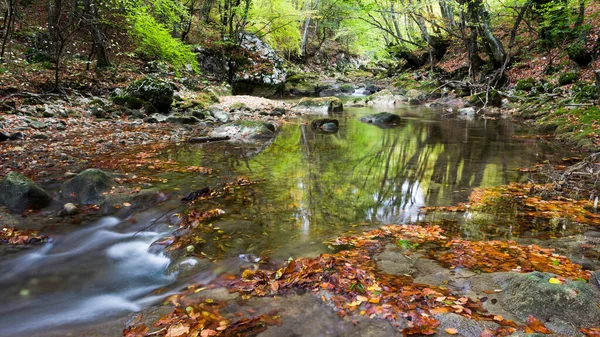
{"left": 311, "top": 118, "right": 339, "bottom": 133}
{"left": 0, "top": 172, "right": 52, "bottom": 213}
{"left": 62, "top": 203, "right": 79, "bottom": 216}
{"left": 210, "top": 120, "right": 276, "bottom": 143}
{"left": 61, "top": 168, "right": 113, "bottom": 205}
{"left": 294, "top": 97, "right": 343, "bottom": 114}
{"left": 359, "top": 112, "right": 402, "bottom": 127}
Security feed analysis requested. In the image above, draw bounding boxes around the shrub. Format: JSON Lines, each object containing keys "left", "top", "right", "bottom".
{"left": 516, "top": 78, "right": 536, "bottom": 91}
{"left": 129, "top": 10, "right": 199, "bottom": 74}
{"left": 558, "top": 72, "right": 578, "bottom": 86}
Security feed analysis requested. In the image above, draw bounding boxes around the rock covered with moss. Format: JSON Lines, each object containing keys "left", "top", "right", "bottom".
{"left": 61, "top": 169, "right": 113, "bottom": 205}
{"left": 120, "top": 76, "right": 176, "bottom": 113}
{"left": 293, "top": 97, "right": 343, "bottom": 114}
{"left": 0, "top": 172, "right": 51, "bottom": 213}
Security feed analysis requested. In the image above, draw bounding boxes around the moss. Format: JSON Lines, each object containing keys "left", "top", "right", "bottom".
{"left": 469, "top": 90, "right": 502, "bottom": 107}
{"left": 539, "top": 106, "right": 600, "bottom": 150}
{"left": 286, "top": 72, "right": 319, "bottom": 84}
{"left": 516, "top": 78, "right": 536, "bottom": 91}
{"left": 572, "top": 82, "right": 599, "bottom": 102}
{"left": 339, "top": 84, "right": 354, "bottom": 93}
{"left": 111, "top": 96, "right": 144, "bottom": 109}
{"left": 558, "top": 72, "right": 579, "bottom": 86}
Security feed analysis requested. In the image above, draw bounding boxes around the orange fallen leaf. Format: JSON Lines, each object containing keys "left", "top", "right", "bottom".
{"left": 445, "top": 327, "right": 458, "bottom": 334}
{"left": 526, "top": 315, "right": 553, "bottom": 334}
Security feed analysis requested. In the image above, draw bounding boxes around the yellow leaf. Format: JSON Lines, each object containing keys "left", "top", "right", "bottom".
{"left": 445, "top": 327, "right": 459, "bottom": 335}
{"left": 549, "top": 278, "right": 562, "bottom": 284}
{"left": 166, "top": 323, "right": 190, "bottom": 337}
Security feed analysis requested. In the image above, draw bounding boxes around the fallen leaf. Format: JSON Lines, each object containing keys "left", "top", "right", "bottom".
{"left": 526, "top": 315, "right": 553, "bottom": 334}
{"left": 445, "top": 327, "right": 458, "bottom": 334}
{"left": 167, "top": 323, "right": 190, "bottom": 337}
{"left": 548, "top": 278, "right": 562, "bottom": 284}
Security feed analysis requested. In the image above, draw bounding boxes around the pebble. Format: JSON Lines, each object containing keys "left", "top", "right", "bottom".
{"left": 63, "top": 203, "right": 79, "bottom": 215}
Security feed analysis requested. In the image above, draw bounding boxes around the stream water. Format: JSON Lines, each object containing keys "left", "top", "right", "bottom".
{"left": 0, "top": 103, "right": 572, "bottom": 336}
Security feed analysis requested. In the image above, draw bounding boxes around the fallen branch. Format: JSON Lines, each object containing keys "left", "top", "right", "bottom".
{"left": 188, "top": 136, "right": 230, "bottom": 143}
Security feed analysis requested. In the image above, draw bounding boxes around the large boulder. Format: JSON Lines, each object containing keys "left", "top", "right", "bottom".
{"left": 0, "top": 172, "right": 51, "bottom": 213}
{"left": 61, "top": 169, "right": 113, "bottom": 205}
{"left": 359, "top": 112, "right": 402, "bottom": 127}
{"left": 492, "top": 272, "right": 600, "bottom": 334}
{"left": 294, "top": 97, "right": 343, "bottom": 114}
{"left": 122, "top": 77, "right": 175, "bottom": 113}
{"left": 209, "top": 121, "right": 277, "bottom": 143}
{"left": 230, "top": 34, "right": 286, "bottom": 97}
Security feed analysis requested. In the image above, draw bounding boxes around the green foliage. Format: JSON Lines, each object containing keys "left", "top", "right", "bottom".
{"left": 249, "top": 0, "right": 303, "bottom": 54}
{"left": 516, "top": 78, "right": 536, "bottom": 91}
{"left": 558, "top": 72, "right": 579, "bottom": 86}
{"left": 128, "top": 9, "right": 199, "bottom": 74}
{"left": 566, "top": 40, "right": 593, "bottom": 66}
{"left": 572, "top": 82, "right": 599, "bottom": 102}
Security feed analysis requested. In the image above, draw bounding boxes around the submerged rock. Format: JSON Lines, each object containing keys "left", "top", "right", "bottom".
{"left": 294, "top": 97, "right": 343, "bottom": 114}
{"left": 0, "top": 172, "right": 51, "bottom": 213}
{"left": 359, "top": 112, "right": 402, "bottom": 127}
{"left": 310, "top": 118, "right": 339, "bottom": 133}
{"left": 61, "top": 169, "right": 113, "bottom": 205}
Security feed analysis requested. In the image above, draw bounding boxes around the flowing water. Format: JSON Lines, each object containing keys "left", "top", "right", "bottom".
{"left": 0, "top": 103, "right": 571, "bottom": 336}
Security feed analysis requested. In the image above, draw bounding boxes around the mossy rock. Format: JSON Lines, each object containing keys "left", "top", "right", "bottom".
{"left": 339, "top": 84, "right": 354, "bottom": 93}
{"left": 0, "top": 172, "right": 51, "bottom": 213}
{"left": 469, "top": 90, "right": 502, "bottom": 107}
{"left": 286, "top": 72, "right": 319, "bottom": 84}
{"left": 515, "top": 78, "right": 536, "bottom": 91}
{"left": 295, "top": 97, "right": 343, "bottom": 113}
{"left": 111, "top": 96, "right": 144, "bottom": 109}
{"left": 61, "top": 169, "right": 113, "bottom": 205}
{"left": 558, "top": 72, "right": 579, "bottom": 86}
{"left": 125, "top": 77, "right": 175, "bottom": 113}
{"left": 229, "top": 102, "right": 249, "bottom": 111}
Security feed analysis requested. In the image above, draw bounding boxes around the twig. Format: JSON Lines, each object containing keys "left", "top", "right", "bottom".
{"left": 145, "top": 327, "right": 167, "bottom": 336}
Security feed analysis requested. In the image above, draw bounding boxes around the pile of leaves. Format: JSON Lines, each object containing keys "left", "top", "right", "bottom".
{"left": 430, "top": 239, "right": 590, "bottom": 280}
{"left": 0, "top": 226, "right": 51, "bottom": 245}
{"left": 421, "top": 183, "right": 600, "bottom": 226}
{"left": 132, "top": 223, "right": 596, "bottom": 336}
{"left": 227, "top": 224, "right": 522, "bottom": 335}
{"left": 123, "top": 299, "right": 281, "bottom": 337}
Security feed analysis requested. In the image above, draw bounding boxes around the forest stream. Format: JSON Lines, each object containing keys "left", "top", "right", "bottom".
{"left": 0, "top": 102, "right": 596, "bottom": 337}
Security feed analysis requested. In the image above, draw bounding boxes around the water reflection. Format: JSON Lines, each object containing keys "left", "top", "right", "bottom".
{"left": 167, "top": 105, "right": 563, "bottom": 254}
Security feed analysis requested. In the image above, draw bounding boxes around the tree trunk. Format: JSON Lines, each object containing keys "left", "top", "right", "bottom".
{"left": 0, "top": 0, "right": 15, "bottom": 62}
{"left": 87, "top": 0, "right": 110, "bottom": 68}
{"left": 595, "top": 70, "right": 600, "bottom": 98}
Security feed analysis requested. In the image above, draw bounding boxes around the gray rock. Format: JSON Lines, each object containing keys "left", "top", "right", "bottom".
{"left": 366, "top": 89, "right": 407, "bottom": 108}
{"left": 166, "top": 256, "right": 212, "bottom": 278}
{"left": 311, "top": 118, "right": 339, "bottom": 133}
{"left": 434, "top": 313, "right": 499, "bottom": 337}
{"left": 0, "top": 211, "right": 20, "bottom": 226}
{"left": 458, "top": 107, "right": 476, "bottom": 117}
{"left": 102, "top": 189, "right": 166, "bottom": 215}
{"left": 9, "top": 132, "right": 25, "bottom": 140}
{"left": 294, "top": 97, "right": 343, "bottom": 114}
{"left": 359, "top": 112, "right": 402, "bottom": 127}
{"left": 319, "top": 88, "right": 342, "bottom": 97}
{"left": 376, "top": 247, "right": 416, "bottom": 275}
{"left": 61, "top": 169, "right": 113, "bottom": 205}
{"left": 32, "top": 133, "right": 49, "bottom": 140}
{"left": 209, "top": 107, "right": 231, "bottom": 123}
{"left": 27, "top": 120, "right": 47, "bottom": 129}
{"left": 144, "top": 113, "right": 168, "bottom": 123}
{"left": 166, "top": 115, "right": 200, "bottom": 124}
{"left": 0, "top": 172, "right": 52, "bottom": 213}
{"left": 260, "top": 107, "right": 286, "bottom": 116}
{"left": 210, "top": 121, "right": 276, "bottom": 143}
{"left": 62, "top": 203, "right": 79, "bottom": 216}
{"left": 494, "top": 271, "right": 600, "bottom": 333}
{"left": 406, "top": 89, "right": 426, "bottom": 105}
